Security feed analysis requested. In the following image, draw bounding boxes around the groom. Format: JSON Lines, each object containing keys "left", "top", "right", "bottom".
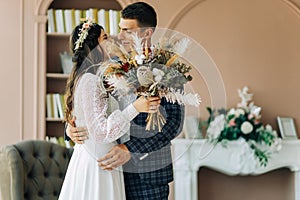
{"left": 66, "top": 2, "right": 184, "bottom": 199}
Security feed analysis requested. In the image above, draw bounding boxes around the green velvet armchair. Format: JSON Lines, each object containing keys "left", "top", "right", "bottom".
{"left": 0, "top": 140, "right": 73, "bottom": 200}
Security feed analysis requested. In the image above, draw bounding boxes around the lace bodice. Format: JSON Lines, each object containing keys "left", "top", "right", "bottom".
{"left": 73, "top": 73, "right": 138, "bottom": 144}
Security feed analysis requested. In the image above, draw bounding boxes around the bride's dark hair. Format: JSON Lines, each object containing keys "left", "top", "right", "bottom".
{"left": 65, "top": 22, "right": 105, "bottom": 123}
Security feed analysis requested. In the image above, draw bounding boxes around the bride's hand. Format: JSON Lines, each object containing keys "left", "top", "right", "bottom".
{"left": 133, "top": 96, "right": 160, "bottom": 113}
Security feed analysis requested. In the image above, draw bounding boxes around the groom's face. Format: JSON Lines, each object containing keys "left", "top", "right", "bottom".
{"left": 118, "top": 18, "right": 154, "bottom": 52}
{"left": 118, "top": 18, "right": 140, "bottom": 51}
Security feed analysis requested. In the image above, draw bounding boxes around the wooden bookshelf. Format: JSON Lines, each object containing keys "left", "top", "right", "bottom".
{"left": 45, "top": 0, "right": 121, "bottom": 138}
{"left": 46, "top": 73, "right": 69, "bottom": 79}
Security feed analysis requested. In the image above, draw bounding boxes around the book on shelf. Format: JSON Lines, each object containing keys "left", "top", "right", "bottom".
{"left": 46, "top": 136, "right": 74, "bottom": 148}
{"left": 57, "top": 136, "right": 66, "bottom": 147}
{"left": 47, "top": 8, "right": 120, "bottom": 34}
{"left": 47, "top": 9, "right": 56, "bottom": 33}
{"left": 104, "top": 10, "right": 111, "bottom": 34}
{"left": 64, "top": 9, "right": 75, "bottom": 33}
{"left": 55, "top": 93, "right": 64, "bottom": 119}
{"left": 117, "top": 10, "right": 121, "bottom": 33}
{"left": 109, "top": 9, "right": 119, "bottom": 35}
{"left": 46, "top": 136, "right": 59, "bottom": 144}
{"left": 74, "top": 9, "right": 82, "bottom": 27}
{"left": 52, "top": 93, "right": 59, "bottom": 118}
{"left": 55, "top": 9, "right": 66, "bottom": 33}
{"left": 97, "top": 9, "right": 110, "bottom": 33}
{"left": 46, "top": 93, "right": 66, "bottom": 119}
{"left": 46, "top": 94, "right": 54, "bottom": 118}
{"left": 85, "top": 8, "right": 98, "bottom": 23}
{"left": 60, "top": 94, "right": 67, "bottom": 117}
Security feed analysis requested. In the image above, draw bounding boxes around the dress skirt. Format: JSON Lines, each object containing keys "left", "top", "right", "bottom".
{"left": 59, "top": 143, "right": 126, "bottom": 200}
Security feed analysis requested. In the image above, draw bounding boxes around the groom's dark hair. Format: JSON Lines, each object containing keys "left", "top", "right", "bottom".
{"left": 121, "top": 2, "right": 157, "bottom": 28}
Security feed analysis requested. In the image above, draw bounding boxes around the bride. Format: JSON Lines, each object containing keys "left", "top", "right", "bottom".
{"left": 58, "top": 19, "right": 160, "bottom": 200}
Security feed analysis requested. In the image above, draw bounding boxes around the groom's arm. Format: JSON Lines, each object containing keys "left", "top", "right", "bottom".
{"left": 125, "top": 98, "right": 184, "bottom": 154}
{"left": 97, "top": 99, "right": 184, "bottom": 170}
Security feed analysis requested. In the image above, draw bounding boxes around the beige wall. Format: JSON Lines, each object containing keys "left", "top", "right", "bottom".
{"left": 1, "top": 0, "right": 300, "bottom": 199}
{"left": 0, "top": 0, "right": 22, "bottom": 144}
{"left": 0, "top": 0, "right": 38, "bottom": 144}
{"left": 149, "top": 0, "right": 300, "bottom": 135}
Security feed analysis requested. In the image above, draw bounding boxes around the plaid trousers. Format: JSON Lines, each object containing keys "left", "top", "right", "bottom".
{"left": 124, "top": 171, "right": 169, "bottom": 200}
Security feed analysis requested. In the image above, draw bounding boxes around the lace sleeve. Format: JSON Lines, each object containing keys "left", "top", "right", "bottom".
{"left": 77, "top": 73, "right": 138, "bottom": 143}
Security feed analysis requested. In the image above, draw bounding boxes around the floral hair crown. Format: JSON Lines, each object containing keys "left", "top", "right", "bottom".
{"left": 74, "top": 18, "right": 95, "bottom": 51}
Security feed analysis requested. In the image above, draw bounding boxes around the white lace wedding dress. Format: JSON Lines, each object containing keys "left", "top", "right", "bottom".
{"left": 59, "top": 73, "right": 138, "bottom": 200}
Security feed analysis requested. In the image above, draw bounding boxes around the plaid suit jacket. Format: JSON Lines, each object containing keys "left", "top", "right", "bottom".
{"left": 124, "top": 97, "right": 185, "bottom": 185}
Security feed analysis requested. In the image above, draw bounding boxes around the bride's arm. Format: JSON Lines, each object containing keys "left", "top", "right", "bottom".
{"left": 79, "top": 73, "right": 139, "bottom": 143}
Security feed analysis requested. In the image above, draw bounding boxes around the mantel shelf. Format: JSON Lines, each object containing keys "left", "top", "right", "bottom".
{"left": 172, "top": 138, "right": 300, "bottom": 200}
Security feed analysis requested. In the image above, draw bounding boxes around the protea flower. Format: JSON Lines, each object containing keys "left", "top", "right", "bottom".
{"left": 137, "top": 66, "right": 154, "bottom": 87}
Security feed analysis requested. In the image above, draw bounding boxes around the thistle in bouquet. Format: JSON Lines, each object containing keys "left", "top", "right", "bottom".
{"left": 101, "top": 33, "right": 201, "bottom": 132}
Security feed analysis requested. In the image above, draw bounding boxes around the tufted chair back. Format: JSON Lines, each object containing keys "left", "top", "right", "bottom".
{"left": 0, "top": 140, "right": 73, "bottom": 200}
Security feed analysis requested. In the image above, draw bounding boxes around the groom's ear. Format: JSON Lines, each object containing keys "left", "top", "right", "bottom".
{"left": 144, "top": 28, "right": 153, "bottom": 39}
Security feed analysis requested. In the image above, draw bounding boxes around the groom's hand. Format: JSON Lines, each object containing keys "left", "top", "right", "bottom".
{"left": 97, "top": 144, "right": 131, "bottom": 170}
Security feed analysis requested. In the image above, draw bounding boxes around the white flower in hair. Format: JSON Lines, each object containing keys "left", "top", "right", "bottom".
{"left": 74, "top": 18, "right": 94, "bottom": 50}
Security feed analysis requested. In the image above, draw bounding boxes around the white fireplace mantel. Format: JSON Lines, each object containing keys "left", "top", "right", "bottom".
{"left": 172, "top": 138, "right": 300, "bottom": 200}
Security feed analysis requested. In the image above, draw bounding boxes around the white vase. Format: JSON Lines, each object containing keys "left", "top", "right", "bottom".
{"left": 183, "top": 116, "right": 202, "bottom": 139}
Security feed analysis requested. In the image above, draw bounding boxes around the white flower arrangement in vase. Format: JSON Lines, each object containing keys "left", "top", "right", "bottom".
{"left": 206, "top": 86, "right": 282, "bottom": 166}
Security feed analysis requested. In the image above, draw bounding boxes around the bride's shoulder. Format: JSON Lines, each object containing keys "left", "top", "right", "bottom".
{"left": 76, "top": 73, "right": 98, "bottom": 90}
{"left": 78, "top": 73, "right": 108, "bottom": 95}
{"left": 80, "top": 73, "right": 97, "bottom": 83}
{"left": 81, "top": 72, "right": 96, "bottom": 78}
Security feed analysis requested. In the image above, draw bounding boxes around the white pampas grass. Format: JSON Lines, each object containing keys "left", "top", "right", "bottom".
{"left": 173, "top": 38, "right": 190, "bottom": 55}
{"left": 106, "top": 75, "right": 130, "bottom": 97}
{"left": 165, "top": 89, "right": 201, "bottom": 106}
{"left": 131, "top": 32, "right": 143, "bottom": 55}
